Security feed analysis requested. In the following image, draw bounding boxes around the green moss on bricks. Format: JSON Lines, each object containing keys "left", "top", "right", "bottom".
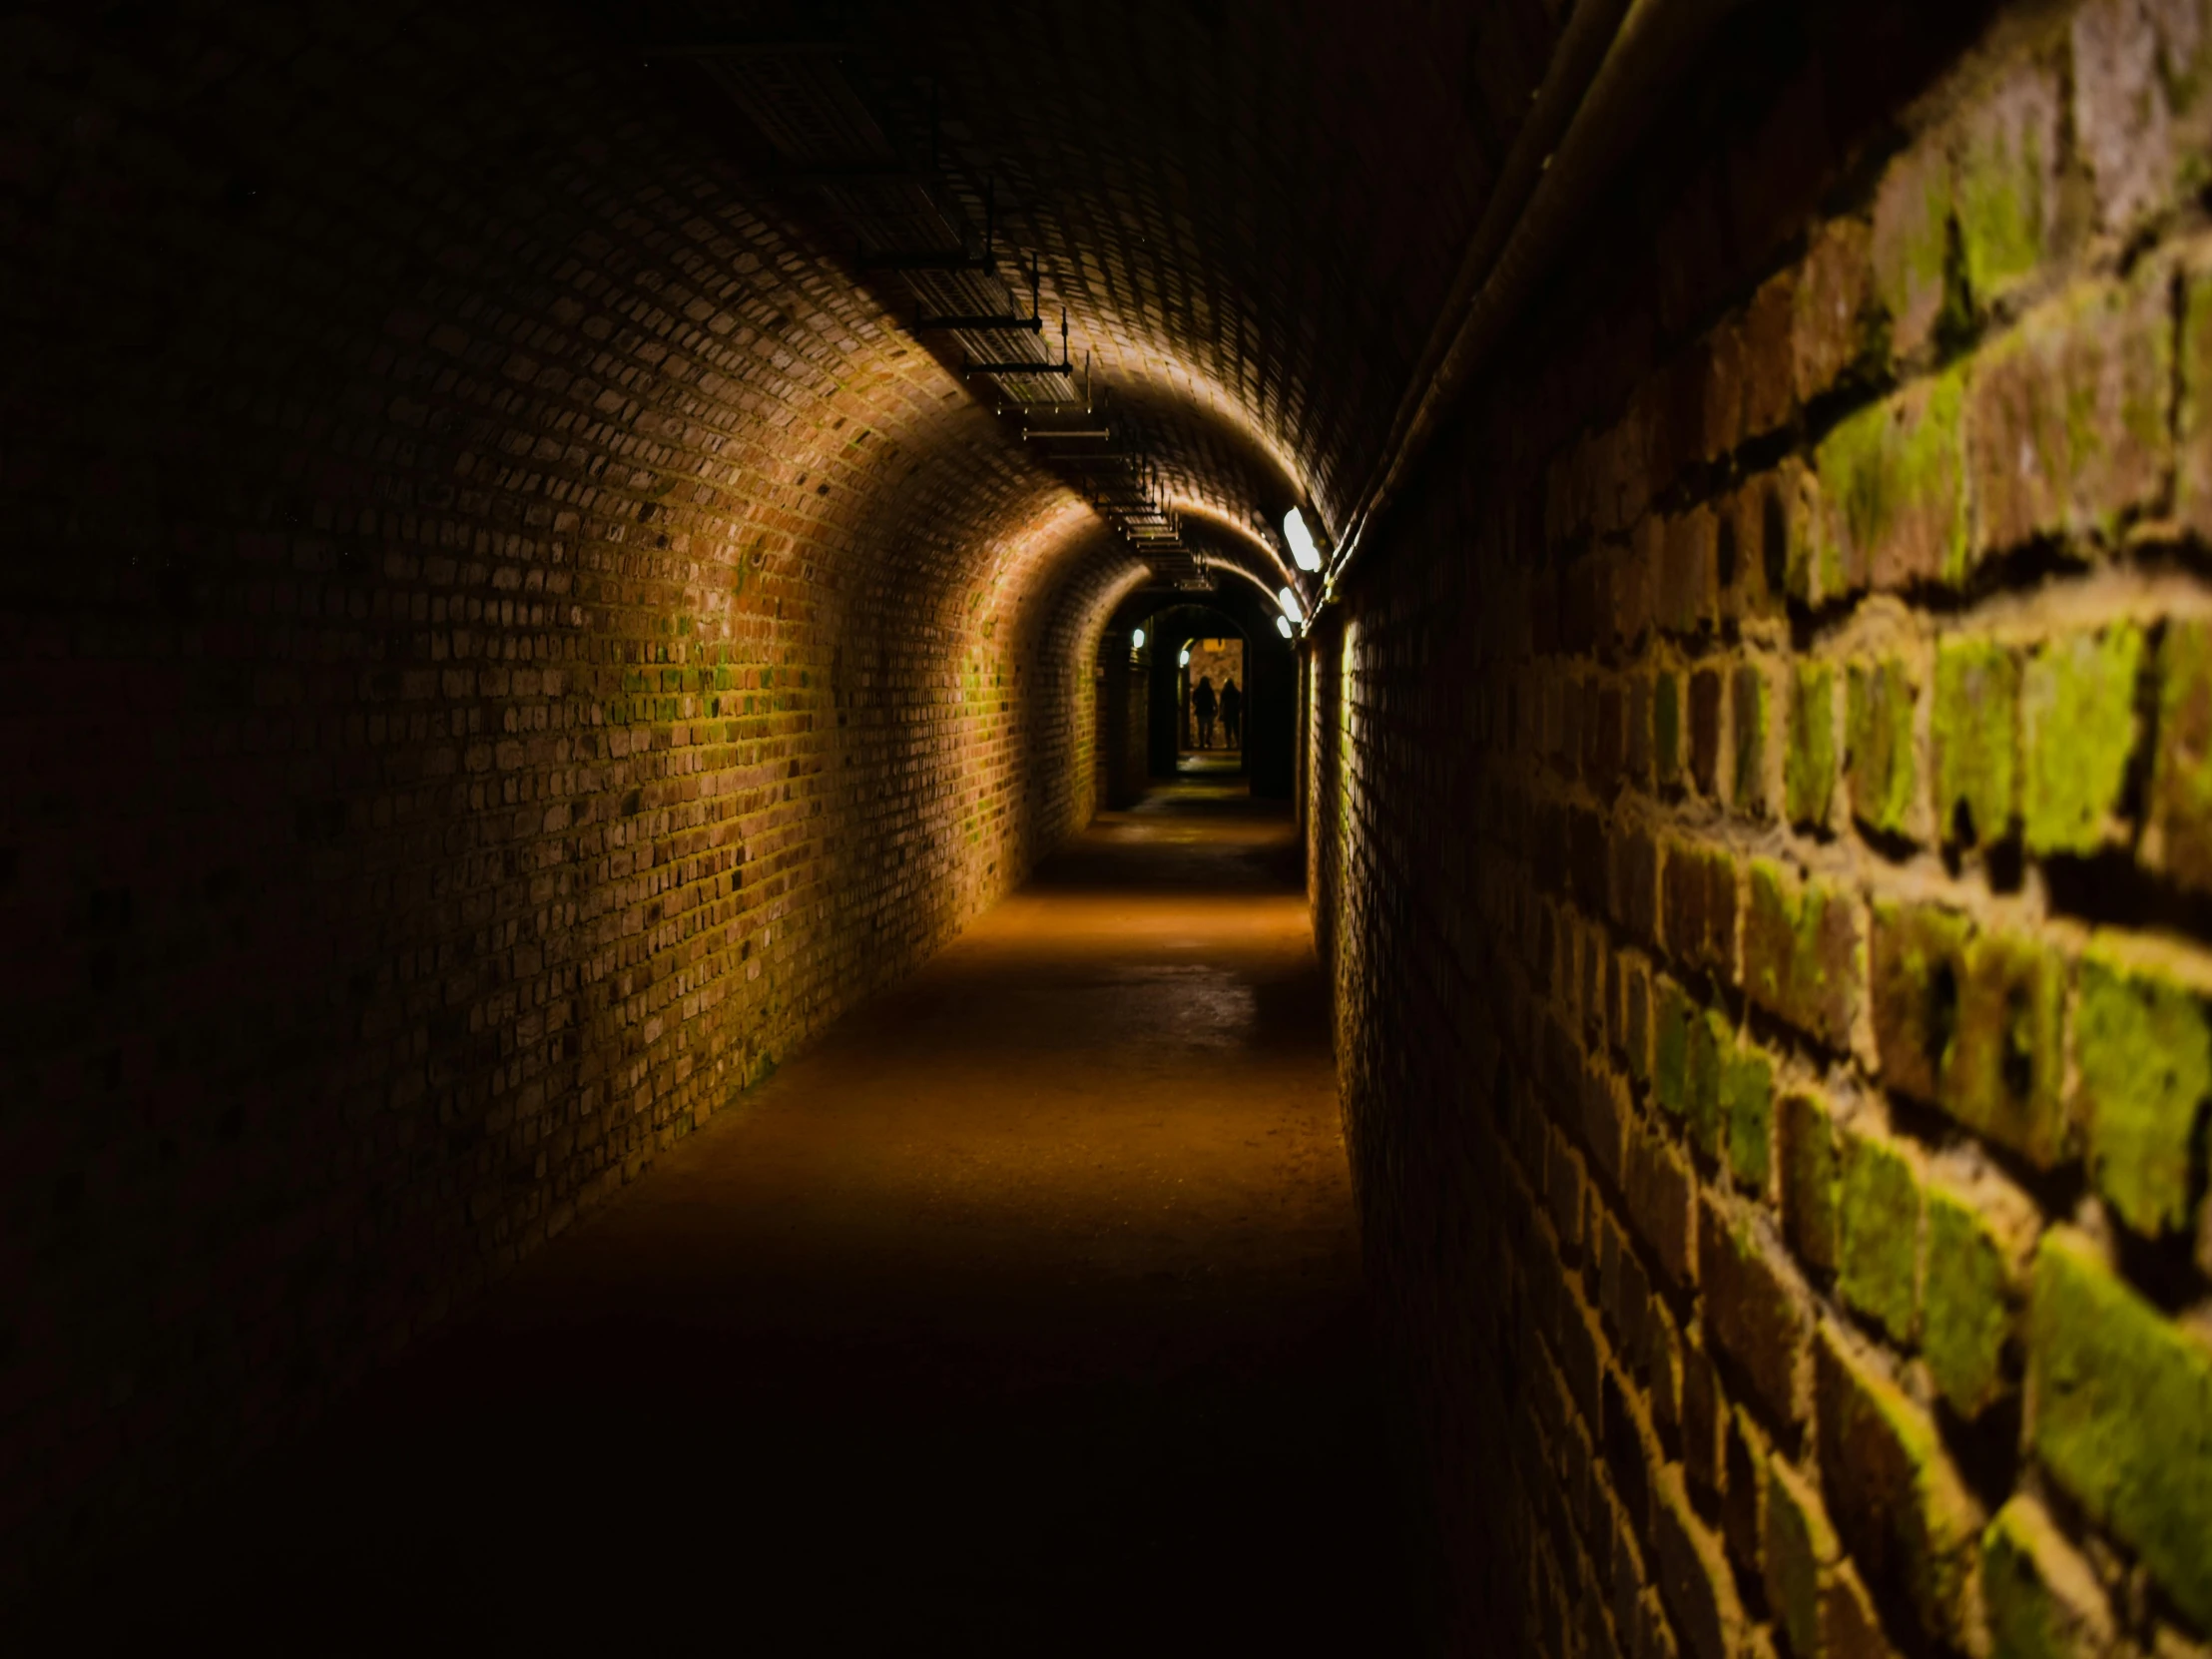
{"left": 1923, "top": 1183, "right": 2012, "bottom": 1418}
{"left": 2029, "top": 1231, "right": 2212, "bottom": 1631}
{"left": 1933, "top": 639, "right": 2019, "bottom": 849}
{"left": 1656, "top": 671, "right": 1682, "bottom": 786}
{"left": 1787, "top": 661, "right": 1837, "bottom": 830}
{"left": 1817, "top": 370, "right": 1969, "bottom": 592}
{"left": 1781, "top": 1090, "right": 1841, "bottom": 1274}
{"left": 1839, "top": 1127, "right": 1920, "bottom": 1345}
{"left": 2153, "top": 620, "right": 2212, "bottom": 892}
{"left": 1690, "top": 1007, "right": 1728, "bottom": 1165}
{"left": 1815, "top": 1326, "right": 1980, "bottom": 1642}
{"left": 1871, "top": 902, "right": 2069, "bottom": 1167}
{"left": 1980, "top": 1496, "right": 2115, "bottom": 1659}
{"left": 1726, "top": 1043, "right": 1774, "bottom": 1194}
{"left": 2075, "top": 947, "right": 2212, "bottom": 1238}
{"left": 2023, "top": 626, "right": 2144, "bottom": 855}
{"left": 1655, "top": 977, "right": 1692, "bottom": 1119}
{"left": 1848, "top": 658, "right": 1919, "bottom": 837}
{"left": 1743, "top": 861, "right": 1859, "bottom": 1051}
{"left": 1765, "top": 1457, "right": 1840, "bottom": 1659}
{"left": 1873, "top": 140, "right": 1954, "bottom": 355}
{"left": 1955, "top": 71, "right": 2052, "bottom": 301}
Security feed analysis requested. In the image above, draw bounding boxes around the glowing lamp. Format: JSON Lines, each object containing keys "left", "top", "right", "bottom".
{"left": 1132, "top": 627, "right": 1146, "bottom": 650}
{"left": 1179, "top": 647, "right": 1191, "bottom": 667}
{"left": 1283, "top": 506, "right": 1323, "bottom": 572}
{"left": 1276, "top": 616, "right": 1294, "bottom": 639}
{"left": 1277, "top": 586, "right": 1303, "bottom": 624}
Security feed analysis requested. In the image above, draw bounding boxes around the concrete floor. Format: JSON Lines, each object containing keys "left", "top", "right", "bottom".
{"left": 59, "top": 764, "right": 1421, "bottom": 1651}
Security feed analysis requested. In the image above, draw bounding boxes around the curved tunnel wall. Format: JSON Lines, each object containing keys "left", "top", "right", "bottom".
{"left": 0, "top": 4, "right": 1143, "bottom": 1570}
{"left": 1309, "top": 0, "right": 2212, "bottom": 1653}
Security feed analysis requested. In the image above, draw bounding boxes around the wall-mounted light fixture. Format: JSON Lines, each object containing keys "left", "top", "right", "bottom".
{"left": 1132, "top": 627, "right": 1146, "bottom": 650}
{"left": 1179, "top": 647, "right": 1192, "bottom": 667}
{"left": 1283, "top": 506, "right": 1323, "bottom": 572}
{"left": 1276, "top": 616, "right": 1294, "bottom": 639}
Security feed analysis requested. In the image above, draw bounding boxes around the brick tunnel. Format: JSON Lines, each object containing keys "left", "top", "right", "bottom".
{"left": 8, "top": 0, "right": 2212, "bottom": 1651}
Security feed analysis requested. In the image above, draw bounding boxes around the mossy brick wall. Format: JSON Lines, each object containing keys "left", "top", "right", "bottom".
{"left": 1313, "top": 0, "right": 2212, "bottom": 1653}
{"left": 0, "top": 5, "right": 1140, "bottom": 1580}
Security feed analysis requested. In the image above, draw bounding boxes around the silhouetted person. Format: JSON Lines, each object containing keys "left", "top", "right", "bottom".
{"left": 1193, "top": 675, "right": 1217, "bottom": 749}
{"left": 1220, "top": 677, "right": 1243, "bottom": 748}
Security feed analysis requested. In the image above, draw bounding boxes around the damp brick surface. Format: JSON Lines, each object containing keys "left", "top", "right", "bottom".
{"left": 1312, "top": 0, "right": 2212, "bottom": 1652}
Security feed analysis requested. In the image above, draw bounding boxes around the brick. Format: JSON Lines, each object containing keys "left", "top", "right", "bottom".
{"left": 1814, "top": 1325, "right": 1979, "bottom": 1643}
{"left": 1654, "top": 1473, "right": 1745, "bottom": 1659}
{"left": 1764, "top": 1457, "right": 1841, "bottom": 1659}
{"left": 1663, "top": 843, "right": 1738, "bottom": 982}
{"left": 1605, "top": 1370, "right": 1652, "bottom": 1539}
{"left": 1662, "top": 510, "right": 1719, "bottom": 636}
{"left": 2178, "top": 252, "right": 2212, "bottom": 539}
{"left": 1820, "top": 1565, "right": 1895, "bottom": 1659}
{"left": 1657, "top": 671, "right": 1684, "bottom": 789}
{"left": 1698, "top": 1198, "right": 1809, "bottom": 1430}
{"left": 1837, "top": 1124, "right": 1922, "bottom": 1346}
{"left": 1778, "top": 1090, "right": 1841, "bottom": 1276}
{"left": 1682, "top": 1337, "right": 1725, "bottom": 1507}
{"left": 1968, "top": 278, "right": 2171, "bottom": 557}
{"left": 2074, "top": 944, "right": 2212, "bottom": 1238}
{"left": 1869, "top": 137, "right": 1955, "bottom": 361}
{"left": 1617, "top": 826, "right": 1661, "bottom": 946}
{"left": 1921, "top": 1179, "right": 2014, "bottom": 1418}
{"left": 1814, "top": 369, "right": 1968, "bottom": 593}
{"left": 1690, "top": 668, "right": 1726, "bottom": 797}
{"left": 2022, "top": 625, "right": 2145, "bottom": 853}
{"left": 2028, "top": 1230, "right": 2212, "bottom": 1630}
{"left": 1628, "top": 678, "right": 1655, "bottom": 786}
{"left": 1846, "top": 657, "right": 1919, "bottom": 839}
{"left": 1624, "top": 958, "right": 1653, "bottom": 1082}
{"left": 1720, "top": 1407, "right": 1766, "bottom": 1592}
{"left": 2151, "top": 619, "right": 2212, "bottom": 892}
{"left": 1725, "top": 1041, "right": 1774, "bottom": 1196}
{"left": 1655, "top": 976, "right": 1693, "bottom": 1121}
{"left": 1743, "top": 861, "right": 1859, "bottom": 1052}
{"left": 1870, "top": 902, "right": 2068, "bottom": 1167}
{"left": 1733, "top": 662, "right": 1771, "bottom": 820}
{"left": 1704, "top": 318, "right": 1749, "bottom": 465}
{"left": 1550, "top": 1131, "right": 1588, "bottom": 1261}
{"left": 1594, "top": 682, "right": 1627, "bottom": 791}
{"left": 1688, "top": 1007, "right": 1728, "bottom": 1166}
{"left": 1954, "top": 60, "right": 2061, "bottom": 304}
{"left": 1795, "top": 219, "right": 1878, "bottom": 407}
{"left": 2071, "top": 0, "right": 2205, "bottom": 234}
{"left": 1932, "top": 637, "right": 2019, "bottom": 850}
{"left": 1785, "top": 661, "right": 1837, "bottom": 831}
{"left": 1628, "top": 1121, "right": 1697, "bottom": 1291}
{"left": 1980, "top": 1496, "right": 2116, "bottom": 1659}
{"left": 1743, "top": 269, "right": 1799, "bottom": 440}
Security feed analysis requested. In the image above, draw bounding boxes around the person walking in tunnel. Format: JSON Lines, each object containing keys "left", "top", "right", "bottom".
{"left": 1220, "top": 677, "right": 1243, "bottom": 750}
{"left": 1193, "top": 674, "right": 1218, "bottom": 749}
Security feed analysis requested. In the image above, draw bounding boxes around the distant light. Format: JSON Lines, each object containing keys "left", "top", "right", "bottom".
{"left": 1283, "top": 506, "right": 1323, "bottom": 572}
{"left": 1179, "top": 647, "right": 1191, "bottom": 667}
{"left": 1132, "top": 627, "right": 1146, "bottom": 650}
{"left": 1277, "top": 585, "right": 1303, "bottom": 624}
{"left": 1276, "top": 616, "right": 1294, "bottom": 639}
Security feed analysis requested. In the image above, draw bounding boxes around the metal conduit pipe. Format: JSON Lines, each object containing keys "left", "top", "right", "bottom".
{"left": 1315, "top": 0, "right": 1755, "bottom": 613}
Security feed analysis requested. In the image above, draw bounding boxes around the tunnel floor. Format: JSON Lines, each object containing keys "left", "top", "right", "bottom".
{"left": 62, "top": 765, "right": 1422, "bottom": 1652}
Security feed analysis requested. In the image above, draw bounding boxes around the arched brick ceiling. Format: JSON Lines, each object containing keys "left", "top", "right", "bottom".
{"left": 653, "top": 0, "right": 1565, "bottom": 592}
{"left": 906, "top": 0, "right": 1555, "bottom": 534}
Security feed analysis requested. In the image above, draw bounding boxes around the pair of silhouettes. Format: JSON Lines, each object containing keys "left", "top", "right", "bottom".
{"left": 1192, "top": 675, "right": 1242, "bottom": 749}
